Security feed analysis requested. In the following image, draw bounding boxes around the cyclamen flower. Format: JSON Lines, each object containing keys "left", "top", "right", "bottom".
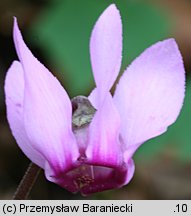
{"left": 5, "top": 4, "right": 185, "bottom": 195}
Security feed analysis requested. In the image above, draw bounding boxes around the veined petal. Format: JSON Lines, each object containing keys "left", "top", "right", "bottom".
{"left": 114, "top": 39, "right": 185, "bottom": 152}
{"left": 86, "top": 92, "right": 122, "bottom": 166}
{"left": 4, "top": 61, "right": 45, "bottom": 168}
{"left": 13, "top": 18, "right": 79, "bottom": 172}
{"left": 90, "top": 4, "right": 122, "bottom": 103}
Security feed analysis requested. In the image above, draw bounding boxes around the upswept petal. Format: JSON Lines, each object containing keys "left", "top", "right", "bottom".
{"left": 114, "top": 39, "right": 185, "bottom": 151}
{"left": 4, "top": 61, "right": 45, "bottom": 168}
{"left": 13, "top": 18, "right": 79, "bottom": 172}
{"left": 90, "top": 4, "right": 122, "bottom": 104}
{"left": 86, "top": 92, "right": 122, "bottom": 166}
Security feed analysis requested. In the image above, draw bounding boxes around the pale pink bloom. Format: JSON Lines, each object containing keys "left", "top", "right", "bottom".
{"left": 5, "top": 4, "right": 185, "bottom": 195}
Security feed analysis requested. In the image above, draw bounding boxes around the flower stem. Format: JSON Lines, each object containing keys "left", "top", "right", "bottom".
{"left": 13, "top": 162, "right": 41, "bottom": 200}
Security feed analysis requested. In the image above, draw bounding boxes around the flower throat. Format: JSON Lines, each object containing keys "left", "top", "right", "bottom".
{"left": 71, "top": 96, "right": 96, "bottom": 129}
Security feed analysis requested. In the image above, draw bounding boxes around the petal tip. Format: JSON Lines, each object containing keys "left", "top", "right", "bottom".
{"left": 13, "top": 16, "right": 23, "bottom": 58}
{"left": 107, "top": 3, "right": 117, "bottom": 10}
{"left": 13, "top": 16, "right": 19, "bottom": 34}
{"left": 105, "top": 4, "right": 120, "bottom": 17}
{"left": 13, "top": 16, "right": 17, "bottom": 23}
{"left": 159, "top": 38, "right": 181, "bottom": 55}
{"left": 163, "top": 38, "right": 179, "bottom": 49}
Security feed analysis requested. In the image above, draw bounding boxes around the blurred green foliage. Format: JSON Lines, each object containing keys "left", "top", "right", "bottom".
{"left": 29, "top": 0, "right": 169, "bottom": 97}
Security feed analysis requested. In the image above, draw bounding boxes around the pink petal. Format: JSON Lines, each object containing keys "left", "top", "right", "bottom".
{"left": 13, "top": 18, "right": 79, "bottom": 173}
{"left": 4, "top": 61, "right": 45, "bottom": 168}
{"left": 114, "top": 39, "right": 185, "bottom": 152}
{"left": 86, "top": 92, "right": 122, "bottom": 166}
{"left": 123, "top": 159, "right": 135, "bottom": 185}
{"left": 90, "top": 4, "right": 122, "bottom": 104}
{"left": 88, "top": 88, "right": 98, "bottom": 109}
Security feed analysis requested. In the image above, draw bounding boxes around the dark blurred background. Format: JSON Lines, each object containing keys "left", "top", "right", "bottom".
{"left": 0, "top": 0, "right": 191, "bottom": 199}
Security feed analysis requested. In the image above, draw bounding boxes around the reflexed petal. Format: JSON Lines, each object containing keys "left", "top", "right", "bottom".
{"left": 90, "top": 4, "right": 122, "bottom": 103}
{"left": 4, "top": 61, "right": 45, "bottom": 168}
{"left": 114, "top": 39, "right": 185, "bottom": 151}
{"left": 13, "top": 18, "right": 79, "bottom": 172}
{"left": 86, "top": 92, "right": 122, "bottom": 166}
